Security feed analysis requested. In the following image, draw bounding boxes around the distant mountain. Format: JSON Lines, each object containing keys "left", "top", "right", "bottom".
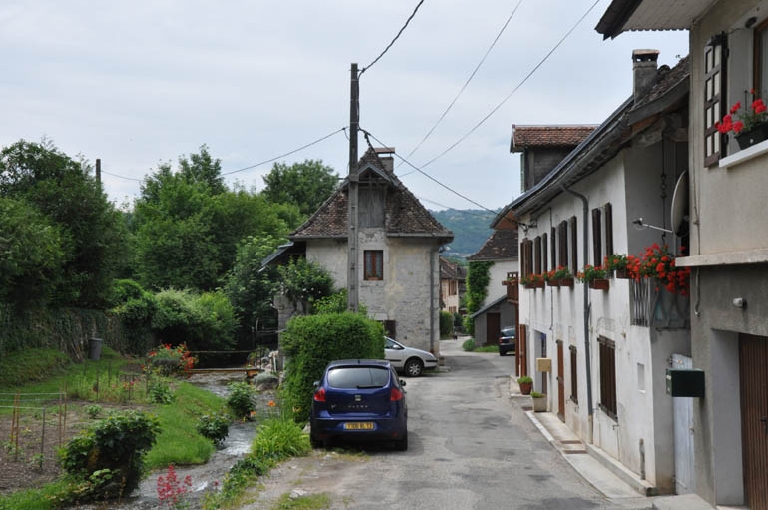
{"left": 429, "top": 209, "right": 500, "bottom": 259}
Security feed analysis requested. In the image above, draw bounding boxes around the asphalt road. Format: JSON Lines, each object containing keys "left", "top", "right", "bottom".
{"left": 254, "top": 339, "right": 653, "bottom": 510}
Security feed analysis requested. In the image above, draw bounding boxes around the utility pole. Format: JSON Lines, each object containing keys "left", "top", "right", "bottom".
{"left": 347, "top": 63, "right": 360, "bottom": 312}
{"left": 95, "top": 158, "right": 101, "bottom": 184}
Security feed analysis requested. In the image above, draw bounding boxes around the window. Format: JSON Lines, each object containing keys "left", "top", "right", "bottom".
{"left": 569, "top": 345, "right": 578, "bottom": 404}
{"left": 756, "top": 19, "right": 768, "bottom": 101}
{"left": 520, "top": 238, "right": 533, "bottom": 277}
{"left": 704, "top": 33, "right": 727, "bottom": 166}
{"left": 364, "top": 250, "right": 383, "bottom": 280}
{"left": 598, "top": 336, "right": 617, "bottom": 420}
{"left": 542, "top": 233, "right": 548, "bottom": 273}
{"left": 558, "top": 221, "right": 568, "bottom": 269}
{"left": 534, "top": 236, "right": 542, "bottom": 274}
{"left": 604, "top": 203, "right": 613, "bottom": 259}
{"left": 550, "top": 227, "right": 557, "bottom": 271}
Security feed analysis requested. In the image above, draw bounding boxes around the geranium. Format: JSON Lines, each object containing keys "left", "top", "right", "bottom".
{"left": 627, "top": 243, "right": 690, "bottom": 295}
{"left": 145, "top": 343, "right": 197, "bottom": 377}
{"left": 519, "top": 273, "right": 544, "bottom": 286}
{"left": 716, "top": 89, "right": 768, "bottom": 134}
{"left": 603, "top": 254, "right": 629, "bottom": 271}
{"left": 575, "top": 264, "right": 608, "bottom": 283}
{"left": 546, "top": 265, "right": 572, "bottom": 281}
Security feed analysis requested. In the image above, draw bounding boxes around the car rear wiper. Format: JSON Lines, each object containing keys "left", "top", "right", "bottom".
{"left": 356, "top": 385, "right": 382, "bottom": 389}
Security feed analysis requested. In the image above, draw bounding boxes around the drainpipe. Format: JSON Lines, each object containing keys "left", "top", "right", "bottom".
{"left": 561, "top": 184, "right": 594, "bottom": 444}
{"left": 430, "top": 247, "right": 436, "bottom": 354}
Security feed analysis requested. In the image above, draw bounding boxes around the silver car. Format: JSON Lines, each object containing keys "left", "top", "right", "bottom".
{"left": 384, "top": 336, "right": 438, "bottom": 377}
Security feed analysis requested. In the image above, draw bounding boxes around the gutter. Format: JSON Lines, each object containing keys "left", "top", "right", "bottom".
{"left": 560, "top": 184, "right": 594, "bottom": 444}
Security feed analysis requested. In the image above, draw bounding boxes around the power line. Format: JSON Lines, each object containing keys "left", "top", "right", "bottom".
{"left": 362, "top": 127, "right": 494, "bottom": 214}
{"left": 100, "top": 170, "right": 143, "bottom": 182}
{"left": 417, "top": 0, "right": 602, "bottom": 171}
{"left": 221, "top": 127, "right": 347, "bottom": 176}
{"left": 399, "top": 0, "right": 523, "bottom": 165}
{"left": 360, "top": 0, "right": 425, "bottom": 76}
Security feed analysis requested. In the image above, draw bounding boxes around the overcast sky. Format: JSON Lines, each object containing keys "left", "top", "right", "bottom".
{"left": 1, "top": 1, "right": 688, "bottom": 212}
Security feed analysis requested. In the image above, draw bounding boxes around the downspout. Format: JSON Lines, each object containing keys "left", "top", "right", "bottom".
{"left": 430, "top": 247, "right": 436, "bottom": 354}
{"left": 561, "top": 184, "right": 594, "bottom": 444}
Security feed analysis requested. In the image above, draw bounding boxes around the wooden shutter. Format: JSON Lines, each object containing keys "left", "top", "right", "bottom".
{"left": 704, "top": 33, "right": 727, "bottom": 166}
{"left": 558, "top": 221, "right": 568, "bottom": 269}
{"left": 550, "top": 227, "right": 557, "bottom": 271}
{"left": 534, "top": 236, "right": 541, "bottom": 274}
{"left": 569, "top": 216, "right": 578, "bottom": 272}
{"left": 591, "top": 208, "right": 602, "bottom": 266}
{"left": 604, "top": 203, "right": 613, "bottom": 258}
{"left": 542, "top": 233, "right": 548, "bottom": 274}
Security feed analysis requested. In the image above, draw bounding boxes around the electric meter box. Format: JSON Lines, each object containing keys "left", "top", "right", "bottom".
{"left": 666, "top": 368, "right": 705, "bottom": 397}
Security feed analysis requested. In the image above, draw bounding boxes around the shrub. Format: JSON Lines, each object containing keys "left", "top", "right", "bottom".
{"left": 145, "top": 343, "right": 197, "bottom": 377}
{"left": 251, "top": 415, "right": 310, "bottom": 461}
{"left": 85, "top": 404, "right": 102, "bottom": 419}
{"left": 461, "top": 338, "right": 476, "bottom": 351}
{"left": 196, "top": 414, "right": 230, "bottom": 446}
{"left": 279, "top": 312, "right": 384, "bottom": 422}
{"left": 149, "top": 380, "right": 176, "bottom": 404}
{"left": 227, "top": 382, "right": 256, "bottom": 419}
{"left": 59, "top": 410, "right": 160, "bottom": 500}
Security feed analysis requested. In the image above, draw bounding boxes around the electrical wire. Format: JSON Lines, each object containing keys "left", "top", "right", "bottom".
{"left": 221, "top": 127, "right": 347, "bottom": 176}
{"left": 399, "top": 0, "right": 523, "bottom": 165}
{"left": 100, "top": 170, "right": 143, "bottom": 182}
{"left": 417, "top": 0, "right": 601, "bottom": 170}
{"left": 360, "top": 0, "right": 425, "bottom": 76}
{"left": 362, "top": 127, "right": 494, "bottom": 214}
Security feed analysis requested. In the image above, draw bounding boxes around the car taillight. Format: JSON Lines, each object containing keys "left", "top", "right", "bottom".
{"left": 390, "top": 387, "right": 404, "bottom": 401}
{"left": 313, "top": 387, "right": 326, "bottom": 402}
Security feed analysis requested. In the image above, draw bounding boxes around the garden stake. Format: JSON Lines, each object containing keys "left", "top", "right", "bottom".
{"left": 41, "top": 406, "right": 46, "bottom": 469}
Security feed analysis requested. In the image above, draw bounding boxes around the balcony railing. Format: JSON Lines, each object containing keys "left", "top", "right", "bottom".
{"left": 630, "top": 278, "right": 689, "bottom": 329}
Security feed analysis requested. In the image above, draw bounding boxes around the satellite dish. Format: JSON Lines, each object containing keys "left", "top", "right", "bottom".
{"left": 670, "top": 171, "right": 689, "bottom": 237}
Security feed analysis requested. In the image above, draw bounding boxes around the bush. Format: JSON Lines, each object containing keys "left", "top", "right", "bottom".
{"left": 461, "top": 338, "right": 476, "bottom": 351}
{"left": 439, "top": 310, "right": 453, "bottom": 338}
{"left": 251, "top": 415, "right": 310, "bottom": 461}
{"left": 148, "top": 380, "right": 176, "bottom": 404}
{"left": 145, "top": 343, "right": 197, "bottom": 377}
{"left": 59, "top": 410, "right": 160, "bottom": 500}
{"left": 196, "top": 414, "right": 230, "bottom": 446}
{"left": 279, "top": 312, "right": 384, "bottom": 423}
{"left": 227, "top": 382, "right": 256, "bottom": 419}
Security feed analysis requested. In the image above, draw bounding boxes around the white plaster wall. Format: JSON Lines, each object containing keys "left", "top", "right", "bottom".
{"left": 487, "top": 258, "right": 517, "bottom": 305}
{"left": 306, "top": 232, "right": 441, "bottom": 356}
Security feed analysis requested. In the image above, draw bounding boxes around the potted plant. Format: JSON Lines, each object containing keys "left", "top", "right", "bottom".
{"left": 626, "top": 243, "right": 691, "bottom": 295}
{"left": 576, "top": 264, "right": 609, "bottom": 290}
{"left": 520, "top": 273, "right": 544, "bottom": 289}
{"left": 517, "top": 375, "right": 532, "bottom": 395}
{"left": 548, "top": 265, "right": 574, "bottom": 288}
{"left": 530, "top": 391, "right": 547, "bottom": 412}
{"left": 716, "top": 90, "right": 768, "bottom": 149}
{"left": 604, "top": 254, "right": 630, "bottom": 279}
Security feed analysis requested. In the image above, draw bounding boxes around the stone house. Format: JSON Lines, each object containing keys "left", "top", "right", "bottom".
{"left": 271, "top": 147, "right": 453, "bottom": 356}
{"left": 598, "top": 1, "right": 768, "bottom": 507}
{"left": 439, "top": 255, "right": 465, "bottom": 316}
{"left": 503, "top": 51, "right": 691, "bottom": 495}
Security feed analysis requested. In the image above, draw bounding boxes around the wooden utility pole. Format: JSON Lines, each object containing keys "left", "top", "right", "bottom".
{"left": 347, "top": 64, "right": 360, "bottom": 312}
{"left": 95, "top": 158, "right": 101, "bottom": 184}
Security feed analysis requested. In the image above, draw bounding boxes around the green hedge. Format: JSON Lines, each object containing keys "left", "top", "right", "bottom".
{"left": 279, "top": 312, "right": 384, "bottom": 422}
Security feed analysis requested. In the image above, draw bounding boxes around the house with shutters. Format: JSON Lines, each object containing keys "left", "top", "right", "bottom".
{"left": 500, "top": 50, "right": 691, "bottom": 495}
{"left": 270, "top": 147, "right": 453, "bottom": 357}
{"left": 598, "top": 1, "right": 768, "bottom": 508}
{"left": 466, "top": 228, "right": 518, "bottom": 349}
{"left": 439, "top": 255, "right": 465, "bottom": 317}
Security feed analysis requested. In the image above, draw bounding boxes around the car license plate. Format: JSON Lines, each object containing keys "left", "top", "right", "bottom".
{"left": 344, "top": 422, "right": 374, "bottom": 430}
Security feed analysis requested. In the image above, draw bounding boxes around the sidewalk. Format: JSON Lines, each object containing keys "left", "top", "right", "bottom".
{"left": 510, "top": 379, "right": 717, "bottom": 509}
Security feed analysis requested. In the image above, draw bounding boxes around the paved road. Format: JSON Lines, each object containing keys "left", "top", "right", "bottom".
{"left": 254, "top": 339, "right": 653, "bottom": 510}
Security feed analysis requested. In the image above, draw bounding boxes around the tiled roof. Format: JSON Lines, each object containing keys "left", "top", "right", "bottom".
{"left": 511, "top": 125, "right": 597, "bottom": 151}
{"left": 440, "top": 256, "right": 466, "bottom": 280}
{"left": 289, "top": 148, "right": 454, "bottom": 241}
{"left": 467, "top": 229, "right": 518, "bottom": 261}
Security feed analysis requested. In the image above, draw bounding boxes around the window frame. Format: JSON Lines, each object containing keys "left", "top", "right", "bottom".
{"left": 704, "top": 33, "right": 727, "bottom": 166}
{"left": 597, "top": 336, "right": 617, "bottom": 420}
{"left": 569, "top": 345, "right": 578, "bottom": 404}
{"left": 363, "top": 250, "right": 384, "bottom": 280}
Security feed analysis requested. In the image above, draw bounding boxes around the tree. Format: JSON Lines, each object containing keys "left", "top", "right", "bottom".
{"left": 0, "top": 197, "right": 65, "bottom": 306}
{"left": 261, "top": 160, "right": 339, "bottom": 217}
{"left": 133, "top": 147, "right": 291, "bottom": 291}
{"left": 0, "top": 139, "right": 128, "bottom": 308}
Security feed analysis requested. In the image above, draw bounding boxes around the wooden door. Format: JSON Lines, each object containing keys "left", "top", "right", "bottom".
{"left": 739, "top": 333, "right": 768, "bottom": 509}
{"left": 487, "top": 313, "right": 500, "bottom": 348}
{"left": 556, "top": 341, "right": 565, "bottom": 421}
{"left": 518, "top": 324, "right": 527, "bottom": 377}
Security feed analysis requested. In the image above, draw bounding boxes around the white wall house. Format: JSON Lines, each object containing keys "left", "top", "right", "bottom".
{"left": 271, "top": 147, "right": 453, "bottom": 356}
{"left": 598, "top": 1, "right": 768, "bottom": 508}
{"left": 502, "top": 51, "right": 691, "bottom": 495}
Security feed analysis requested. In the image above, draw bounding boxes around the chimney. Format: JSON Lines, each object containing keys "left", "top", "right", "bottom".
{"left": 633, "top": 49, "right": 659, "bottom": 103}
{"left": 374, "top": 147, "right": 395, "bottom": 173}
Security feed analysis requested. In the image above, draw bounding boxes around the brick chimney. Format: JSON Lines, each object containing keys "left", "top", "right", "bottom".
{"left": 633, "top": 49, "right": 659, "bottom": 103}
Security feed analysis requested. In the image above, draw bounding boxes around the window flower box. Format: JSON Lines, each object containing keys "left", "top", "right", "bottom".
{"left": 588, "top": 278, "right": 610, "bottom": 291}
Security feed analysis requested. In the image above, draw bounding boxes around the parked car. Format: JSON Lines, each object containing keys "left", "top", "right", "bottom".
{"left": 385, "top": 336, "right": 438, "bottom": 377}
{"left": 310, "top": 359, "right": 408, "bottom": 450}
{"left": 498, "top": 326, "right": 516, "bottom": 356}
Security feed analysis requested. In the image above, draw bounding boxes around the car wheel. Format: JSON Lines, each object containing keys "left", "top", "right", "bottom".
{"left": 310, "top": 434, "right": 322, "bottom": 448}
{"left": 394, "top": 433, "right": 408, "bottom": 451}
{"left": 404, "top": 358, "right": 423, "bottom": 377}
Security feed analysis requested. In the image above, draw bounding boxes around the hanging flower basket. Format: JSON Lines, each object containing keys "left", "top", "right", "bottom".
{"left": 588, "top": 278, "right": 610, "bottom": 291}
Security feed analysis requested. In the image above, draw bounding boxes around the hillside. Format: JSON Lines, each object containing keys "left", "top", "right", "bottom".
{"left": 429, "top": 209, "right": 500, "bottom": 259}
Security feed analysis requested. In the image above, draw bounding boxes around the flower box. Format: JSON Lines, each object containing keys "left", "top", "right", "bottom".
{"left": 614, "top": 268, "right": 630, "bottom": 279}
{"left": 735, "top": 123, "right": 768, "bottom": 149}
{"left": 546, "top": 279, "right": 559, "bottom": 287}
{"left": 558, "top": 277, "right": 574, "bottom": 288}
{"left": 588, "top": 278, "right": 610, "bottom": 291}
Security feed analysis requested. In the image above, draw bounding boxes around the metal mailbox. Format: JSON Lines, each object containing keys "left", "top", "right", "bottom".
{"left": 666, "top": 368, "right": 705, "bottom": 397}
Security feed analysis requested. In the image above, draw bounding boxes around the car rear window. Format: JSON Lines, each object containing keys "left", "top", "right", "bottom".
{"left": 327, "top": 366, "right": 390, "bottom": 388}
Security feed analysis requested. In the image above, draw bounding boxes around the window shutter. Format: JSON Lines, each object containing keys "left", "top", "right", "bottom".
{"left": 558, "top": 221, "right": 568, "bottom": 269}
{"left": 569, "top": 216, "right": 578, "bottom": 272}
{"left": 542, "top": 233, "right": 548, "bottom": 273}
{"left": 534, "top": 236, "right": 541, "bottom": 274}
{"left": 551, "top": 227, "right": 557, "bottom": 271}
{"left": 591, "top": 208, "right": 602, "bottom": 266}
{"left": 604, "top": 203, "right": 613, "bottom": 258}
{"left": 704, "top": 33, "right": 727, "bottom": 166}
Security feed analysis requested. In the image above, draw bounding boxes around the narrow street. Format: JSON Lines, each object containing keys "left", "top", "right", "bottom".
{"left": 249, "top": 339, "right": 654, "bottom": 510}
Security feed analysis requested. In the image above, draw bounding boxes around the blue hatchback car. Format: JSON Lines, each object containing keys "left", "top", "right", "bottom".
{"left": 310, "top": 359, "right": 408, "bottom": 450}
